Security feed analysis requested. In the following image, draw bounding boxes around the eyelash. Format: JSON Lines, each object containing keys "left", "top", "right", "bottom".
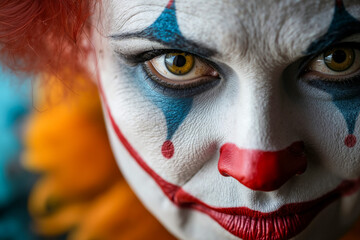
{"left": 141, "top": 62, "right": 221, "bottom": 98}
{"left": 299, "top": 42, "right": 360, "bottom": 82}
{"left": 134, "top": 50, "right": 221, "bottom": 98}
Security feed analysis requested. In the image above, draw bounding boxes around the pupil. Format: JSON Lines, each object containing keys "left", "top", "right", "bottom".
{"left": 332, "top": 50, "right": 346, "bottom": 63}
{"left": 173, "top": 55, "right": 186, "bottom": 67}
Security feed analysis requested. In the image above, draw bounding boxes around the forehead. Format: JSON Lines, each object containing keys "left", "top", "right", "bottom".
{"left": 104, "top": 0, "right": 360, "bottom": 62}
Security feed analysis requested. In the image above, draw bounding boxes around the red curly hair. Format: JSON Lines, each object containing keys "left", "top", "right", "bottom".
{"left": 0, "top": 0, "right": 97, "bottom": 78}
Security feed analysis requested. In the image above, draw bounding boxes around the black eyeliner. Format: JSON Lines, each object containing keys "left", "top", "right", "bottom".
{"left": 115, "top": 49, "right": 178, "bottom": 65}
{"left": 141, "top": 61, "right": 221, "bottom": 98}
{"left": 142, "top": 72, "right": 221, "bottom": 98}
{"left": 298, "top": 41, "right": 360, "bottom": 77}
{"left": 117, "top": 49, "right": 176, "bottom": 64}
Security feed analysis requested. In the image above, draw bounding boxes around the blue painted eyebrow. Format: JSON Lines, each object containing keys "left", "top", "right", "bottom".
{"left": 306, "top": 0, "right": 360, "bottom": 55}
{"left": 110, "top": 0, "right": 216, "bottom": 58}
{"left": 110, "top": 31, "right": 216, "bottom": 58}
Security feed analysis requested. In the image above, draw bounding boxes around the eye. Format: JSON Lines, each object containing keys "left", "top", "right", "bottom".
{"left": 303, "top": 44, "right": 360, "bottom": 80}
{"left": 144, "top": 51, "right": 220, "bottom": 90}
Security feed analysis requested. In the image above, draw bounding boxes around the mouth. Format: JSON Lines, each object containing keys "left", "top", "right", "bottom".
{"left": 172, "top": 179, "right": 360, "bottom": 240}
{"left": 99, "top": 86, "right": 360, "bottom": 240}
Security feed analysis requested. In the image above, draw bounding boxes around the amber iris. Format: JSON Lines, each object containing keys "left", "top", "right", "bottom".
{"left": 165, "top": 52, "right": 195, "bottom": 75}
{"left": 324, "top": 47, "right": 355, "bottom": 72}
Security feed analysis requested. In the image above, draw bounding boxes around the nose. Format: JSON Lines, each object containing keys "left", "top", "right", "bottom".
{"left": 218, "top": 141, "right": 307, "bottom": 191}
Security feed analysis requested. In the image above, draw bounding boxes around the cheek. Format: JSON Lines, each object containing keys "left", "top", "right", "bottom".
{"left": 98, "top": 58, "right": 224, "bottom": 185}
{"left": 293, "top": 94, "right": 360, "bottom": 178}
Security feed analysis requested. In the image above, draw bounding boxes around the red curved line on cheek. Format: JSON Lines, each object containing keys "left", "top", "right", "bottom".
{"left": 97, "top": 80, "right": 180, "bottom": 199}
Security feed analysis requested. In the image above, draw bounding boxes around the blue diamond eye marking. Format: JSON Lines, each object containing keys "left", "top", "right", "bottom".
{"left": 305, "top": 0, "right": 360, "bottom": 147}
{"left": 143, "top": 0, "right": 183, "bottom": 45}
{"left": 142, "top": 0, "right": 193, "bottom": 142}
{"left": 306, "top": 0, "right": 360, "bottom": 55}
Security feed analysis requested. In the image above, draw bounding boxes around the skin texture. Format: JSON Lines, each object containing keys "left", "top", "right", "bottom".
{"left": 92, "top": 0, "right": 360, "bottom": 239}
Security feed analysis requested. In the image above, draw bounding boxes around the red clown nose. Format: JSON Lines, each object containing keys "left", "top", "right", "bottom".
{"left": 218, "top": 142, "right": 307, "bottom": 191}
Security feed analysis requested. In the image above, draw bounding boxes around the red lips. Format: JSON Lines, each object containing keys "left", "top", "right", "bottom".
{"left": 218, "top": 142, "right": 307, "bottom": 191}
{"left": 173, "top": 179, "right": 360, "bottom": 240}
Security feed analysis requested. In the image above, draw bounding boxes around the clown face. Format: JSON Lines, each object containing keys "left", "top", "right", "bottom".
{"left": 93, "top": 0, "right": 360, "bottom": 239}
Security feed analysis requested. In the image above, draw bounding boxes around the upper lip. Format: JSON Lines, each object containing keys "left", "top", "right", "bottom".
{"left": 174, "top": 179, "right": 354, "bottom": 217}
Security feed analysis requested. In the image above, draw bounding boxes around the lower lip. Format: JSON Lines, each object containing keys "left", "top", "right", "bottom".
{"left": 99, "top": 85, "right": 360, "bottom": 240}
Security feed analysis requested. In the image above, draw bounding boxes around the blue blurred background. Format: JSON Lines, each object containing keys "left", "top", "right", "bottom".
{"left": 0, "top": 68, "right": 36, "bottom": 240}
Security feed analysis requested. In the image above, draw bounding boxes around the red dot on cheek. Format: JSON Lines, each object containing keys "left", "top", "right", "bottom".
{"left": 162, "top": 140, "right": 175, "bottom": 159}
{"left": 345, "top": 134, "right": 357, "bottom": 148}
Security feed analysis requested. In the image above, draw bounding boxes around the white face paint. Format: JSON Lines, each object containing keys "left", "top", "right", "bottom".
{"left": 92, "top": 0, "right": 360, "bottom": 239}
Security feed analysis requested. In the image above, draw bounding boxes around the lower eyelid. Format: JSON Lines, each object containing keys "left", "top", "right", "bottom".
{"left": 150, "top": 56, "right": 219, "bottom": 80}
{"left": 302, "top": 68, "right": 360, "bottom": 81}
{"left": 144, "top": 62, "right": 218, "bottom": 88}
{"left": 147, "top": 55, "right": 220, "bottom": 82}
{"left": 140, "top": 63, "right": 222, "bottom": 98}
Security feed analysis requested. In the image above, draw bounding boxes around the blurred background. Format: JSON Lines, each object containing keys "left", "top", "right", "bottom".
{"left": 0, "top": 67, "right": 175, "bottom": 240}
{"left": 0, "top": 67, "right": 38, "bottom": 239}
